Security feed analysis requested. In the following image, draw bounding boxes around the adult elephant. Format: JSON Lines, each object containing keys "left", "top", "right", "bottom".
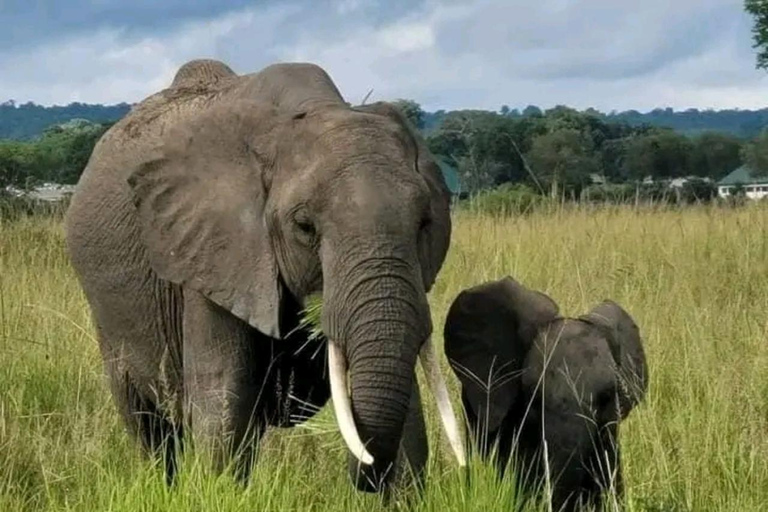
{"left": 443, "top": 277, "right": 648, "bottom": 511}
{"left": 64, "top": 59, "right": 465, "bottom": 492}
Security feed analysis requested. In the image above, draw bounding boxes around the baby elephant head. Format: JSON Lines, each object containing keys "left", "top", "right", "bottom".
{"left": 444, "top": 276, "right": 648, "bottom": 511}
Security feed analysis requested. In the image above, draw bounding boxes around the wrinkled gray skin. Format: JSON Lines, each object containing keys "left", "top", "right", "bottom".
{"left": 64, "top": 59, "right": 451, "bottom": 492}
{"left": 443, "top": 277, "right": 647, "bottom": 511}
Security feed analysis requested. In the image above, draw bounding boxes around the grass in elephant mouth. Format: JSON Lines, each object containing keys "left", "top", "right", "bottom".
{"left": 297, "top": 293, "right": 325, "bottom": 342}
{"left": 3, "top": 203, "right": 768, "bottom": 511}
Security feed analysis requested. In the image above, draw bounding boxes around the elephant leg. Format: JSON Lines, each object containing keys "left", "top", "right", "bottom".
{"left": 123, "top": 374, "right": 183, "bottom": 484}
{"left": 182, "top": 291, "right": 267, "bottom": 481}
{"left": 100, "top": 337, "right": 182, "bottom": 484}
{"left": 593, "top": 426, "right": 624, "bottom": 504}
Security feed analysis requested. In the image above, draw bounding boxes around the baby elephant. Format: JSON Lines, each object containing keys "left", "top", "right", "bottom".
{"left": 444, "top": 277, "right": 648, "bottom": 511}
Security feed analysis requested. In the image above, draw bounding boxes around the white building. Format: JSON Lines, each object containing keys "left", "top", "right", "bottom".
{"left": 717, "top": 166, "right": 768, "bottom": 200}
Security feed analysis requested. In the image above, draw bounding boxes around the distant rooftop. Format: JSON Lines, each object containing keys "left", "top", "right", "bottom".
{"left": 435, "top": 156, "right": 460, "bottom": 195}
{"left": 718, "top": 166, "right": 768, "bottom": 186}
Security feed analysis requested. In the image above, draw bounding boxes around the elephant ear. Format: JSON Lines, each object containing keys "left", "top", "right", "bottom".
{"left": 444, "top": 276, "right": 560, "bottom": 434}
{"left": 351, "top": 101, "right": 451, "bottom": 292}
{"left": 580, "top": 300, "right": 648, "bottom": 419}
{"left": 127, "top": 100, "right": 286, "bottom": 339}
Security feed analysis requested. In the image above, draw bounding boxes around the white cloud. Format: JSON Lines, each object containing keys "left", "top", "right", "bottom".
{"left": 0, "top": 5, "right": 295, "bottom": 105}
{"left": 267, "top": 0, "right": 768, "bottom": 111}
{"left": 1, "top": 0, "right": 766, "bottom": 112}
{"left": 376, "top": 22, "right": 435, "bottom": 52}
{"left": 334, "top": 0, "right": 366, "bottom": 15}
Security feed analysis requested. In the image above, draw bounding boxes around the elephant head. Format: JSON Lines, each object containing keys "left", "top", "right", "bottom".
{"left": 126, "top": 63, "right": 464, "bottom": 491}
{"left": 444, "top": 276, "right": 647, "bottom": 510}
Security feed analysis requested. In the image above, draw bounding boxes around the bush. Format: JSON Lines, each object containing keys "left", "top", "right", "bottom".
{"left": 460, "top": 183, "right": 548, "bottom": 216}
{"left": 674, "top": 178, "right": 718, "bottom": 204}
{"left": 580, "top": 183, "right": 637, "bottom": 204}
{"left": 636, "top": 182, "right": 673, "bottom": 203}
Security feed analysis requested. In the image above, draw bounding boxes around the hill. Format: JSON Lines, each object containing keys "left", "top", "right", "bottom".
{"left": 603, "top": 107, "right": 768, "bottom": 138}
{"left": 0, "top": 101, "right": 131, "bottom": 140}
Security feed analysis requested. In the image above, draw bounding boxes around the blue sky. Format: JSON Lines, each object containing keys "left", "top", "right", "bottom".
{"left": 1, "top": 0, "right": 766, "bottom": 112}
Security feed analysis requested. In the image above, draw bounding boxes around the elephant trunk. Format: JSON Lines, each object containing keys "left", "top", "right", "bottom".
{"left": 323, "top": 250, "right": 429, "bottom": 491}
{"left": 348, "top": 338, "right": 419, "bottom": 491}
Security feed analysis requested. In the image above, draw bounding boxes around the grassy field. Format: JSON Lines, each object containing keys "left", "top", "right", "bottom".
{"left": 2, "top": 203, "right": 768, "bottom": 511}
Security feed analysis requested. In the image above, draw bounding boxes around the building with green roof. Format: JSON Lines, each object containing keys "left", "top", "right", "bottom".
{"left": 435, "top": 156, "right": 461, "bottom": 197}
{"left": 717, "top": 166, "right": 768, "bottom": 199}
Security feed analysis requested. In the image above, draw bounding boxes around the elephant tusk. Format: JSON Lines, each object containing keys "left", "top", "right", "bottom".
{"left": 419, "top": 337, "right": 467, "bottom": 467}
{"left": 327, "top": 341, "right": 375, "bottom": 466}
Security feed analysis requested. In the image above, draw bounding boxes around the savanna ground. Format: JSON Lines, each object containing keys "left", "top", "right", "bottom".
{"left": 2, "top": 202, "right": 768, "bottom": 511}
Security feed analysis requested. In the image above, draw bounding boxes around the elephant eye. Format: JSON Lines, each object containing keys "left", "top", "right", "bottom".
{"left": 293, "top": 212, "right": 316, "bottom": 239}
{"left": 296, "top": 219, "right": 314, "bottom": 234}
{"left": 419, "top": 217, "right": 432, "bottom": 232}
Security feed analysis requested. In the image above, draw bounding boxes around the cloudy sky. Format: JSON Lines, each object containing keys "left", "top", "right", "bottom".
{"left": 1, "top": 0, "right": 766, "bottom": 112}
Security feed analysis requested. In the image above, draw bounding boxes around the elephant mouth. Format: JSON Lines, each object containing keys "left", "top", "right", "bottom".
{"left": 326, "top": 337, "right": 467, "bottom": 468}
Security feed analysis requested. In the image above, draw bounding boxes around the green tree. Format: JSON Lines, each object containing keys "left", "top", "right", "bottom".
{"left": 33, "top": 119, "right": 111, "bottom": 184}
{"left": 390, "top": 99, "right": 425, "bottom": 130}
{"left": 741, "top": 130, "right": 768, "bottom": 175}
{"left": 623, "top": 129, "right": 693, "bottom": 180}
{"left": 426, "top": 111, "right": 504, "bottom": 193}
{"left": 600, "top": 138, "right": 632, "bottom": 182}
{"left": 526, "top": 128, "right": 600, "bottom": 196}
{"left": 746, "top": 0, "right": 768, "bottom": 70}
{"left": 0, "top": 141, "right": 37, "bottom": 191}
{"left": 522, "top": 105, "right": 543, "bottom": 118}
{"left": 427, "top": 110, "right": 546, "bottom": 193}
{"left": 689, "top": 132, "right": 743, "bottom": 178}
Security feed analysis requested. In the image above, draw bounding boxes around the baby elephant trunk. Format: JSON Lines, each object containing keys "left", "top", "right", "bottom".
{"left": 540, "top": 416, "right": 620, "bottom": 511}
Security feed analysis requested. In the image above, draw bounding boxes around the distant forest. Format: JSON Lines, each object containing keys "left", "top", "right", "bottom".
{"left": 0, "top": 101, "right": 131, "bottom": 140}
{"left": 422, "top": 106, "right": 768, "bottom": 139}
{"left": 4, "top": 98, "right": 768, "bottom": 199}
{"left": 3, "top": 100, "right": 768, "bottom": 141}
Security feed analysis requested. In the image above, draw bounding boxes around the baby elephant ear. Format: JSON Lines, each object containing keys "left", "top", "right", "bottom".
{"left": 444, "top": 276, "right": 559, "bottom": 435}
{"left": 127, "top": 100, "right": 285, "bottom": 339}
{"left": 581, "top": 300, "right": 648, "bottom": 419}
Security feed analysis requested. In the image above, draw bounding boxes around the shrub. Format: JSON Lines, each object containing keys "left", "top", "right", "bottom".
{"left": 674, "top": 178, "right": 718, "bottom": 204}
{"left": 580, "top": 183, "right": 637, "bottom": 204}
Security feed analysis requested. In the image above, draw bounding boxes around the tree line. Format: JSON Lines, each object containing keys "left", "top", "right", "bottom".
{"left": 4, "top": 100, "right": 768, "bottom": 198}
{"left": 394, "top": 100, "right": 768, "bottom": 197}
{"left": 4, "top": 100, "right": 768, "bottom": 142}
{"left": 423, "top": 106, "right": 768, "bottom": 139}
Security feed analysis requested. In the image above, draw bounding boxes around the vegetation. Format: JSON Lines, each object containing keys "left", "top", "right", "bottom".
{"left": 424, "top": 106, "right": 768, "bottom": 138}
{"left": 0, "top": 119, "right": 112, "bottom": 191}
{"left": 0, "top": 100, "right": 764, "bottom": 198}
{"left": 0, "top": 101, "right": 129, "bottom": 141}
{"left": 746, "top": 0, "right": 768, "bottom": 70}
{"left": 3, "top": 202, "right": 768, "bottom": 510}
{"left": 4, "top": 100, "right": 768, "bottom": 143}
{"left": 740, "top": 130, "right": 768, "bottom": 176}
{"left": 423, "top": 105, "right": 744, "bottom": 197}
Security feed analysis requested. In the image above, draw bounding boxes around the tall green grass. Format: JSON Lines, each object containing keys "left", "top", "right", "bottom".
{"left": 2, "top": 203, "right": 768, "bottom": 511}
